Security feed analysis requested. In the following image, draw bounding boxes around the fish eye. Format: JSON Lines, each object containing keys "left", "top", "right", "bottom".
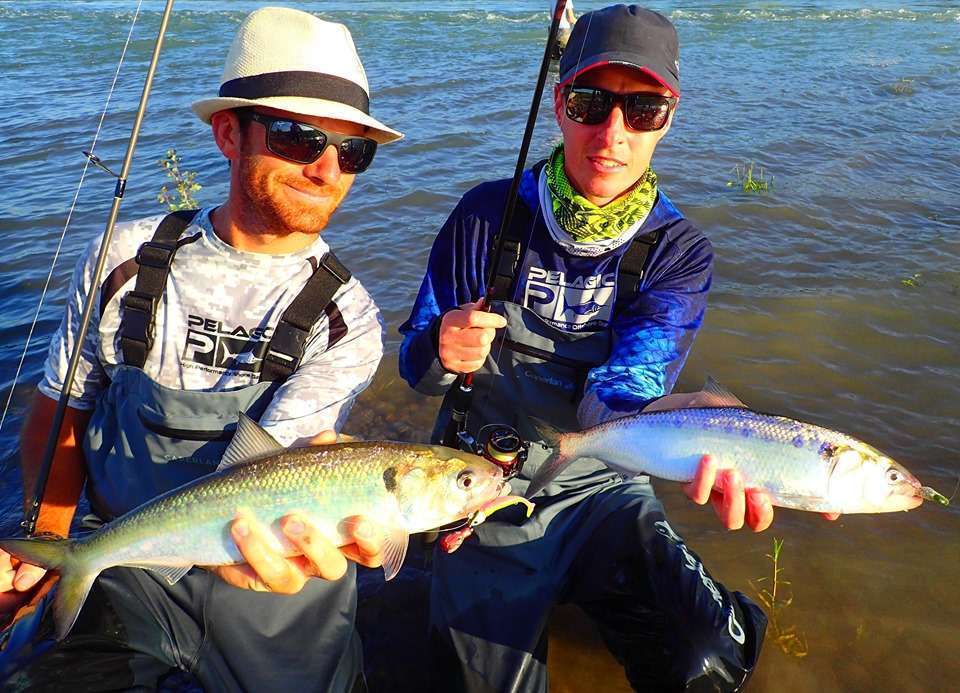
{"left": 457, "top": 470, "right": 475, "bottom": 490}
{"left": 886, "top": 468, "right": 904, "bottom": 484}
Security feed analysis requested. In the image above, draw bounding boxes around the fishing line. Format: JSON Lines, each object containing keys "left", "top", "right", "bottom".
{"left": 23, "top": 0, "right": 177, "bottom": 536}
{"left": 0, "top": 0, "right": 145, "bottom": 439}
{"left": 477, "top": 6, "right": 595, "bottom": 409}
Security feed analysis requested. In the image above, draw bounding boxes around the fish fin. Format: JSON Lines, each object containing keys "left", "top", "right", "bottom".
{"left": 381, "top": 529, "right": 409, "bottom": 582}
{"left": 141, "top": 565, "right": 193, "bottom": 585}
{"left": 528, "top": 417, "right": 562, "bottom": 449}
{"left": 699, "top": 377, "right": 749, "bottom": 408}
{"left": 525, "top": 447, "right": 573, "bottom": 499}
{"left": 643, "top": 378, "right": 750, "bottom": 412}
{"left": 218, "top": 412, "right": 285, "bottom": 470}
{"left": 52, "top": 565, "right": 98, "bottom": 641}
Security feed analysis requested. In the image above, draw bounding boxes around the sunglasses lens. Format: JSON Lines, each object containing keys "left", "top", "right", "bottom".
{"left": 338, "top": 137, "right": 378, "bottom": 173}
{"left": 267, "top": 120, "right": 327, "bottom": 164}
{"left": 625, "top": 97, "right": 672, "bottom": 131}
{"left": 566, "top": 89, "right": 612, "bottom": 125}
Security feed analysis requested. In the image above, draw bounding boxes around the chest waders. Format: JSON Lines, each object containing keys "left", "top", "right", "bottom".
{"left": 1, "top": 211, "right": 368, "bottom": 693}
{"left": 428, "top": 200, "right": 766, "bottom": 693}
{"left": 434, "top": 193, "right": 661, "bottom": 489}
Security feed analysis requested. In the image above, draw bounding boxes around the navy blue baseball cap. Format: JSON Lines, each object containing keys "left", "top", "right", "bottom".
{"left": 558, "top": 5, "right": 680, "bottom": 97}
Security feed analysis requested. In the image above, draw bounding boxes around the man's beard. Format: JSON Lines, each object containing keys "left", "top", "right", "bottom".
{"left": 235, "top": 154, "right": 346, "bottom": 236}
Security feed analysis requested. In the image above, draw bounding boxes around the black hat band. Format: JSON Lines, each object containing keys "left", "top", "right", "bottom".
{"left": 219, "top": 71, "right": 370, "bottom": 114}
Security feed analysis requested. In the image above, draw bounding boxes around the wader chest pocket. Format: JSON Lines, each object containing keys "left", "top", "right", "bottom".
{"left": 502, "top": 338, "right": 591, "bottom": 403}
{"left": 137, "top": 406, "right": 234, "bottom": 442}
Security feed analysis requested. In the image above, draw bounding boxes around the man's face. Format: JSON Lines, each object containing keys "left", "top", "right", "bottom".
{"left": 557, "top": 64, "right": 675, "bottom": 206}
{"left": 233, "top": 107, "right": 363, "bottom": 235}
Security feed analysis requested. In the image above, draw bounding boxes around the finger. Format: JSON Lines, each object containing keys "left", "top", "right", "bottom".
{"left": 745, "top": 489, "right": 774, "bottom": 533}
{"left": 439, "top": 343, "right": 490, "bottom": 364}
{"left": 451, "top": 327, "right": 497, "bottom": 348}
{"left": 342, "top": 517, "right": 385, "bottom": 569}
{"left": 306, "top": 430, "right": 337, "bottom": 446}
{"left": 231, "top": 516, "right": 304, "bottom": 594}
{"left": 280, "top": 515, "right": 348, "bottom": 581}
{"left": 683, "top": 455, "right": 716, "bottom": 505}
{"left": 211, "top": 563, "right": 269, "bottom": 592}
{"left": 718, "top": 469, "right": 746, "bottom": 530}
{"left": 13, "top": 563, "right": 48, "bottom": 592}
{"left": 442, "top": 306, "right": 507, "bottom": 331}
{"left": 461, "top": 310, "right": 507, "bottom": 330}
{"left": 822, "top": 512, "right": 840, "bottom": 521}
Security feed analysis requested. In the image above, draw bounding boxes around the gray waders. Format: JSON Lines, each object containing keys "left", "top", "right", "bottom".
{"left": 0, "top": 211, "right": 366, "bottom": 693}
{"left": 428, "top": 203, "right": 766, "bottom": 691}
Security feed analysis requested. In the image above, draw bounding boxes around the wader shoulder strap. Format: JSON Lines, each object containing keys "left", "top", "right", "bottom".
{"left": 614, "top": 228, "right": 662, "bottom": 314}
{"left": 120, "top": 209, "right": 200, "bottom": 368}
{"left": 488, "top": 161, "right": 545, "bottom": 301}
{"left": 259, "top": 251, "right": 352, "bottom": 383}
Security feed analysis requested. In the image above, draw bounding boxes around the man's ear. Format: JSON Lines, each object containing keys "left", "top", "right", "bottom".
{"left": 211, "top": 110, "right": 243, "bottom": 161}
{"left": 553, "top": 83, "right": 565, "bottom": 125}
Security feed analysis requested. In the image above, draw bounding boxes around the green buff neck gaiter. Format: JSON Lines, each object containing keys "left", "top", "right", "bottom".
{"left": 545, "top": 145, "right": 658, "bottom": 243}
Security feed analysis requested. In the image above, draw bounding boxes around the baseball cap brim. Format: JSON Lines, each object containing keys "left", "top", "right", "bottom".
{"left": 559, "top": 54, "right": 680, "bottom": 97}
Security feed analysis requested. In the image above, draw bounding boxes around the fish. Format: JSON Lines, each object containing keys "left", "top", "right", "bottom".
{"left": 1, "top": 413, "right": 519, "bottom": 640}
{"left": 526, "top": 379, "right": 949, "bottom": 513}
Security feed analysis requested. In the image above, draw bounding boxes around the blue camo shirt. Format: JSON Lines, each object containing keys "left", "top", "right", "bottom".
{"left": 399, "top": 166, "right": 713, "bottom": 422}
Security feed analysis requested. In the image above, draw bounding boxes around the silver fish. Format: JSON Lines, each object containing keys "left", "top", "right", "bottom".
{"left": 527, "top": 379, "right": 946, "bottom": 514}
{"left": 2, "top": 413, "right": 514, "bottom": 640}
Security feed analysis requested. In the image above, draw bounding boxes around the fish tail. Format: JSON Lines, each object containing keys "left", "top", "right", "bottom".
{"left": 0, "top": 537, "right": 97, "bottom": 640}
{"left": 525, "top": 438, "right": 575, "bottom": 499}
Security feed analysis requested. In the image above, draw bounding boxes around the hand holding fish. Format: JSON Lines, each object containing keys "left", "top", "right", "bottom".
{"left": 439, "top": 301, "right": 508, "bottom": 373}
{"left": 211, "top": 513, "right": 385, "bottom": 593}
{"left": 0, "top": 549, "right": 49, "bottom": 622}
{"left": 682, "top": 455, "right": 841, "bottom": 532}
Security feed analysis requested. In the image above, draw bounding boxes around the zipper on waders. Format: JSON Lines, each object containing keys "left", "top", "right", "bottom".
{"left": 136, "top": 409, "right": 234, "bottom": 441}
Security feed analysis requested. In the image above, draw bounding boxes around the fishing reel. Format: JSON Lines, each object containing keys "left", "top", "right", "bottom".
{"left": 456, "top": 424, "right": 528, "bottom": 481}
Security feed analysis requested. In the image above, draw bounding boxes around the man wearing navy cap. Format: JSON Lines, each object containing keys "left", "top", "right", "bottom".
{"left": 401, "top": 5, "right": 770, "bottom": 691}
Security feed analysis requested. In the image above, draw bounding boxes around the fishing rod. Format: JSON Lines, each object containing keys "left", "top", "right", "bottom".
{"left": 22, "top": 0, "right": 178, "bottom": 537}
{"left": 441, "top": 1, "right": 569, "bottom": 451}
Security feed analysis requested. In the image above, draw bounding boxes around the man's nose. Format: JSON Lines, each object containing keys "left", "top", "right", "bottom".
{"left": 303, "top": 144, "right": 342, "bottom": 185}
{"left": 594, "top": 103, "right": 628, "bottom": 147}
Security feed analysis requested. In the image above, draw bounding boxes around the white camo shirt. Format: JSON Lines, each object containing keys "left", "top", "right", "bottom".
{"left": 39, "top": 209, "right": 384, "bottom": 446}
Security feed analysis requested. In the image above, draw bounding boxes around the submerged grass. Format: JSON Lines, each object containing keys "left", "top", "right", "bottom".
{"left": 157, "top": 149, "right": 202, "bottom": 211}
{"left": 749, "top": 537, "right": 808, "bottom": 658}
{"left": 727, "top": 162, "right": 773, "bottom": 193}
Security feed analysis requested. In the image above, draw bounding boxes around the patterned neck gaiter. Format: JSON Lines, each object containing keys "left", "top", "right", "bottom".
{"left": 545, "top": 144, "right": 658, "bottom": 243}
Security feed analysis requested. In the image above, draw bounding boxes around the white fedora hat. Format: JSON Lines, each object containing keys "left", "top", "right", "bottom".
{"left": 192, "top": 6, "right": 402, "bottom": 144}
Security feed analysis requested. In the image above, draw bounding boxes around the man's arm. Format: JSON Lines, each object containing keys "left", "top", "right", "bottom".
{"left": 399, "top": 192, "right": 503, "bottom": 393}
{"left": 0, "top": 394, "right": 90, "bottom": 617}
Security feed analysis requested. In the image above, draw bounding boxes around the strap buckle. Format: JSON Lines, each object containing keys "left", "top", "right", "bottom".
{"left": 318, "top": 252, "right": 351, "bottom": 284}
{"left": 135, "top": 241, "right": 177, "bottom": 269}
{"left": 120, "top": 290, "right": 157, "bottom": 349}
{"left": 263, "top": 321, "right": 308, "bottom": 374}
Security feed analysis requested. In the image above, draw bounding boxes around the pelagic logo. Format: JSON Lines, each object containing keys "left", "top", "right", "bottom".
{"left": 183, "top": 315, "right": 271, "bottom": 373}
{"left": 523, "top": 266, "right": 614, "bottom": 330}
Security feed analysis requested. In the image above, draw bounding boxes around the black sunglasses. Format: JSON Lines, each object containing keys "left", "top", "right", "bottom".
{"left": 242, "top": 111, "right": 378, "bottom": 173}
{"left": 565, "top": 87, "right": 677, "bottom": 132}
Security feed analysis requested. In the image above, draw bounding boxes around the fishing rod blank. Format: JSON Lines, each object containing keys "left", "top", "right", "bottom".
{"left": 23, "top": 0, "right": 178, "bottom": 537}
{"left": 442, "top": 1, "right": 569, "bottom": 449}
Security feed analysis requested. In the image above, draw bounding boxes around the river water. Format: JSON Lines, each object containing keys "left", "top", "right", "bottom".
{"left": 0, "top": 1, "right": 957, "bottom": 690}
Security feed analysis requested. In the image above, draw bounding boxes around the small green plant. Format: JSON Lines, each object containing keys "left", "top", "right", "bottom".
{"left": 727, "top": 163, "right": 773, "bottom": 193}
{"left": 901, "top": 273, "right": 922, "bottom": 288}
{"left": 157, "top": 149, "right": 201, "bottom": 211}
{"left": 888, "top": 78, "right": 915, "bottom": 96}
{"left": 749, "top": 537, "right": 808, "bottom": 658}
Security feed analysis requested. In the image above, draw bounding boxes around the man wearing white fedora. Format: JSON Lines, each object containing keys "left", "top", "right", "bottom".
{"left": 0, "top": 7, "right": 400, "bottom": 691}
